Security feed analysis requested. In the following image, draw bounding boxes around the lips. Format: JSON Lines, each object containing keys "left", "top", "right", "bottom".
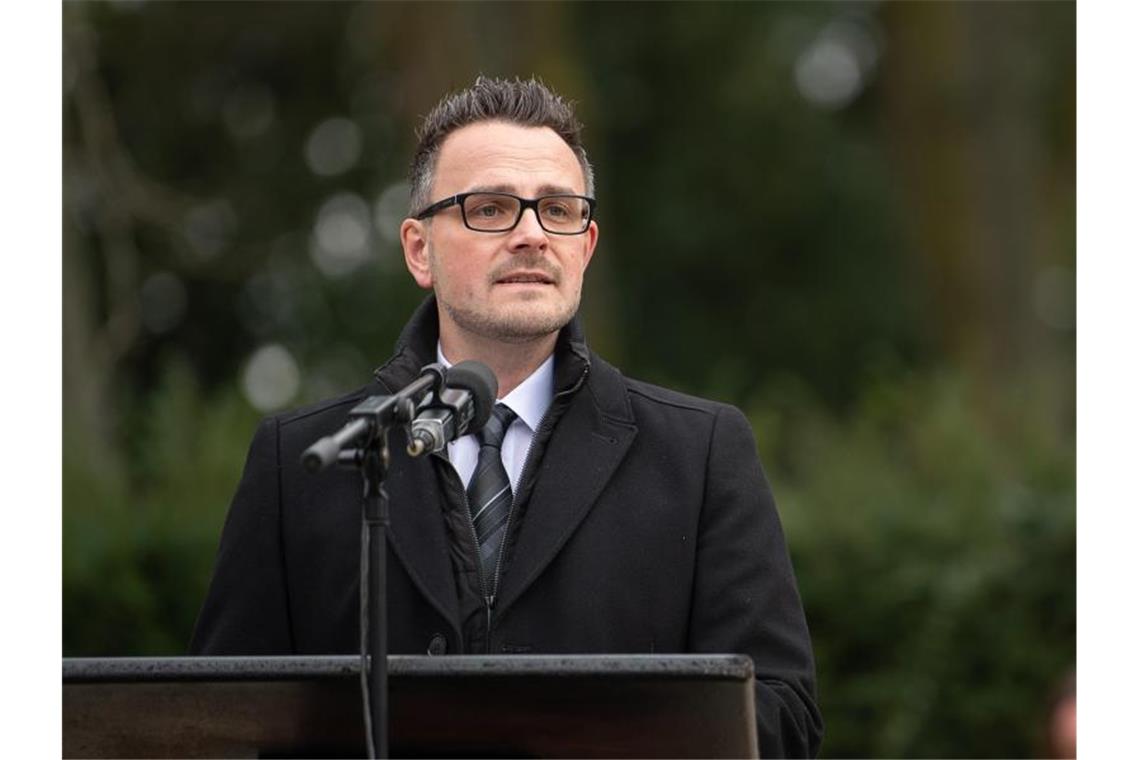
{"left": 495, "top": 271, "right": 555, "bottom": 285}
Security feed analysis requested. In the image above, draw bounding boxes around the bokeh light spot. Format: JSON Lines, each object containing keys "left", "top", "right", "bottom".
{"left": 374, "top": 181, "right": 410, "bottom": 247}
{"left": 242, "top": 343, "right": 301, "bottom": 412}
{"left": 795, "top": 37, "right": 863, "bottom": 109}
{"left": 304, "top": 117, "right": 363, "bottom": 177}
{"left": 794, "top": 17, "right": 881, "bottom": 111}
{"left": 309, "top": 193, "right": 373, "bottom": 277}
{"left": 183, "top": 200, "right": 237, "bottom": 260}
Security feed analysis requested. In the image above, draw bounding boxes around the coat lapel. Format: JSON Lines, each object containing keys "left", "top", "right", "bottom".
{"left": 384, "top": 433, "right": 462, "bottom": 631}
{"left": 369, "top": 300, "right": 463, "bottom": 633}
{"left": 494, "top": 357, "right": 638, "bottom": 614}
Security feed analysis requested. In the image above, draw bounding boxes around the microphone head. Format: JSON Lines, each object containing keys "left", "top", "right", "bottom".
{"left": 445, "top": 360, "right": 498, "bottom": 429}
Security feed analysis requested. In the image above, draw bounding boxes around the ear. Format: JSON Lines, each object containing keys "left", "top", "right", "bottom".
{"left": 401, "top": 218, "right": 433, "bottom": 289}
{"left": 580, "top": 219, "right": 600, "bottom": 272}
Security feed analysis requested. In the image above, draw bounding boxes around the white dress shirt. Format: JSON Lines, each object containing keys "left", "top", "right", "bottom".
{"left": 436, "top": 344, "right": 555, "bottom": 492}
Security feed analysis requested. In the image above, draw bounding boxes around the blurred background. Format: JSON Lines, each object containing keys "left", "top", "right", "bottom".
{"left": 62, "top": 1, "right": 1075, "bottom": 757}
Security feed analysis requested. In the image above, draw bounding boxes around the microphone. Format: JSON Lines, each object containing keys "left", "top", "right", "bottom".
{"left": 406, "top": 360, "right": 498, "bottom": 457}
{"left": 301, "top": 363, "right": 446, "bottom": 472}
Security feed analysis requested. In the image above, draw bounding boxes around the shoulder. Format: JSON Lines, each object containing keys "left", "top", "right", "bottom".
{"left": 586, "top": 351, "right": 748, "bottom": 434}
{"left": 277, "top": 385, "right": 372, "bottom": 425}
{"left": 625, "top": 376, "right": 726, "bottom": 416}
{"left": 252, "top": 384, "right": 376, "bottom": 445}
{"left": 583, "top": 354, "right": 766, "bottom": 489}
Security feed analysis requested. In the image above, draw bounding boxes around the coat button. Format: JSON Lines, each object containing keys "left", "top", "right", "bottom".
{"left": 427, "top": 634, "right": 448, "bottom": 656}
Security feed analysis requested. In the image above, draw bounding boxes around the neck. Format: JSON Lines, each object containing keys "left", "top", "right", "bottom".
{"left": 438, "top": 326, "right": 558, "bottom": 398}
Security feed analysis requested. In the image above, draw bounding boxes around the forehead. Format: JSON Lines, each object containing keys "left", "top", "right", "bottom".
{"left": 432, "top": 121, "right": 585, "bottom": 196}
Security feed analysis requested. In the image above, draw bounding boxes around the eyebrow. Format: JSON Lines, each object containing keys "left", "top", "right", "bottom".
{"left": 467, "top": 183, "right": 582, "bottom": 196}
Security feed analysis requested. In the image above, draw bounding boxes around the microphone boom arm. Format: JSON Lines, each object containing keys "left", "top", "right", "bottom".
{"left": 300, "top": 363, "right": 446, "bottom": 472}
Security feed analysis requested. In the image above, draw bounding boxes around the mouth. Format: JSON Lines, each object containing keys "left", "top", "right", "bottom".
{"left": 495, "top": 271, "right": 556, "bottom": 286}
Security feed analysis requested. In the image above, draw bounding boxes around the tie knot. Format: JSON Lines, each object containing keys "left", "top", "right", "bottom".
{"left": 477, "top": 403, "right": 517, "bottom": 449}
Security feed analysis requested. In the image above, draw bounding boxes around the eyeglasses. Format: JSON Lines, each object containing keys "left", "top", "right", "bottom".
{"left": 413, "top": 192, "right": 596, "bottom": 235}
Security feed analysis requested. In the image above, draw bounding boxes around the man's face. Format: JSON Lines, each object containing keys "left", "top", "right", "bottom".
{"left": 401, "top": 121, "right": 599, "bottom": 346}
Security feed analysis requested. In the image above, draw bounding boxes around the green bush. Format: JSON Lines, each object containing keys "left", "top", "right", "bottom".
{"left": 753, "top": 367, "right": 1075, "bottom": 758}
{"left": 63, "top": 358, "right": 258, "bottom": 656}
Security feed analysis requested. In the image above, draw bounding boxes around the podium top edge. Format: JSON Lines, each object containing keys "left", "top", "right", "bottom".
{"left": 63, "top": 654, "right": 755, "bottom": 683}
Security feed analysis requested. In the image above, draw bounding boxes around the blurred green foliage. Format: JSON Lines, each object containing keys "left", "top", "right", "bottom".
{"left": 63, "top": 2, "right": 1074, "bottom": 757}
{"left": 758, "top": 365, "right": 1074, "bottom": 757}
{"left": 63, "top": 359, "right": 258, "bottom": 655}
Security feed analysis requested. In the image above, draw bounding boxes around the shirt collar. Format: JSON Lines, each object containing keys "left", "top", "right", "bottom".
{"left": 435, "top": 343, "right": 555, "bottom": 433}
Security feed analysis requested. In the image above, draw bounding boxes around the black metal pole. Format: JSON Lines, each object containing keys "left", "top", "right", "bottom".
{"left": 362, "top": 435, "right": 390, "bottom": 759}
{"left": 304, "top": 379, "right": 444, "bottom": 760}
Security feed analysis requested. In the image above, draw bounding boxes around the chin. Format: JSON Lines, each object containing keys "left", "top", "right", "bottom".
{"left": 446, "top": 298, "right": 576, "bottom": 343}
{"left": 494, "top": 302, "right": 574, "bottom": 340}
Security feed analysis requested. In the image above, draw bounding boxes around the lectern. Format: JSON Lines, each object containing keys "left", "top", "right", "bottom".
{"left": 63, "top": 654, "right": 759, "bottom": 758}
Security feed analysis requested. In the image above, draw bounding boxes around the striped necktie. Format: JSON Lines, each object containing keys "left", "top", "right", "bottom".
{"left": 467, "top": 403, "right": 518, "bottom": 585}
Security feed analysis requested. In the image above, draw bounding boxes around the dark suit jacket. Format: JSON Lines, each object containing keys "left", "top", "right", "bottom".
{"left": 190, "top": 299, "right": 823, "bottom": 757}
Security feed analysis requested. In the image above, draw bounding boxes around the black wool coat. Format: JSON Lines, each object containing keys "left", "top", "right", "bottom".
{"left": 190, "top": 298, "right": 824, "bottom": 758}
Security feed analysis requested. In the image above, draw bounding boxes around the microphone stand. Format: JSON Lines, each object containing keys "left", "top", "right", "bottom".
{"left": 304, "top": 361, "right": 500, "bottom": 757}
{"left": 359, "top": 428, "right": 390, "bottom": 760}
{"left": 304, "top": 365, "right": 446, "bottom": 760}
{"left": 341, "top": 406, "right": 413, "bottom": 760}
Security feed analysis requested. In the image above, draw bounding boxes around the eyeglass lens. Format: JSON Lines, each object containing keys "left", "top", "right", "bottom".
{"left": 461, "top": 193, "right": 590, "bottom": 233}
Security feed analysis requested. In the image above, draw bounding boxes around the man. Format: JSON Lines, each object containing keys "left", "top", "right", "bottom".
{"left": 191, "top": 77, "right": 823, "bottom": 757}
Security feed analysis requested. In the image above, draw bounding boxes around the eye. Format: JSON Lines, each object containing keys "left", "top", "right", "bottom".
{"left": 540, "top": 200, "right": 573, "bottom": 219}
{"left": 465, "top": 194, "right": 517, "bottom": 221}
{"left": 471, "top": 203, "right": 505, "bottom": 218}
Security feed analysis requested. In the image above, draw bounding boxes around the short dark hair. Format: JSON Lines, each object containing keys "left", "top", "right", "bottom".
{"left": 408, "top": 76, "right": 595, "bottom": 213}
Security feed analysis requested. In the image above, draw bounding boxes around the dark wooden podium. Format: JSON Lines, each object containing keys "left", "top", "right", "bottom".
{"left": 63, "top": 654, "right": 759, "bottom": 758}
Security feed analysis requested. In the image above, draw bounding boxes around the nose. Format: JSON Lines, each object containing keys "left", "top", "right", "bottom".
{"left": 507, "top": 207, "right": 548, "bottom": 251}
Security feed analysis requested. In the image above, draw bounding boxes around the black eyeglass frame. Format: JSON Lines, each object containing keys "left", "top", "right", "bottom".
{"left": 412, "top": 192, "right": 597, "bottom": 235}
